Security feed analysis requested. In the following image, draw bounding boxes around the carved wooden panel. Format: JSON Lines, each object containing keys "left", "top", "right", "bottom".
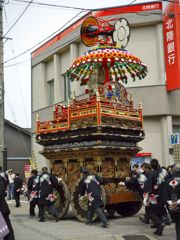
{"left": 67, "top": 160, "right": 81, "bottom": 191}
{"left": 117, "top": 158, "right": 130, "bottom": 178}
{"left": 101, "top": 159, "right": 116, "bottom": 193}
{"left": 83, "top": 160, "right": 97, "bottom": 174}
{"left": 49, "top": 151, "right": 131, "bottom": 194}
{"left": 117, "top": 158, "right": 130, "bottom": 192}
{"left": 52, "top": 160, "right": 65, "bottom": 179}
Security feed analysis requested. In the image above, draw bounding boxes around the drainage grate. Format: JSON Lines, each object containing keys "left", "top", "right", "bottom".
{"left": 123, "top": 235, "right": 151, "bottom": 240}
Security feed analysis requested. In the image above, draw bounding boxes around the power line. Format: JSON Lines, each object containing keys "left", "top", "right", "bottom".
{"left": 3, "top": 0, "right": 34, "bottom": 38}
{"left": 128, "top": 0, "right": 137, "bottom": 5}
{"left": 10, "top": 0, "right": 158, "bottom": 11}
{"left": 3, "top": 6, "right": 30, "bottom": 127}
{"left": 4, "top": 58, "right": 30, "bottom": 67}
{"left": 3, "top": 9, "right": 87, "bottom": 64}
{"left": 12, "top": 0, "right": 92, "bottom": 10}
{"left": 4, "top": 0, "right": 179, "bottom": 64}
{"left": 1, "top": 9, "right": 168, "bottom": 65}
{"left": 3, "top": 0, "right": 10, "bottom": 5}
{"left": 3, "top": 0, "right": 180, "bottom": 42}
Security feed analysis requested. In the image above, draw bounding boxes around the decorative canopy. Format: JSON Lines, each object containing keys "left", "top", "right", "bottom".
{"left": 66, "top": 46, "right": 148, "bottom": 86}
{"left": 66, "top": 16, "right": 148, "bottom": 88}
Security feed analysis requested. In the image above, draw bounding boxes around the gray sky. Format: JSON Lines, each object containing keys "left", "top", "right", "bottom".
{"left": 3, "top": 0, "right": 157, "bottom": 128}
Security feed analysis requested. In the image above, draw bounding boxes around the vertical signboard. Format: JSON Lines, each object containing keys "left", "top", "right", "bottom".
{"left": 24, "top": 164, "right": 32, "bottom": 182}
{"left": 163, "top": 2, "right": 180, "bottom": 91}
{"left": 170, "top": 133, "right": 180, "bottom": 145}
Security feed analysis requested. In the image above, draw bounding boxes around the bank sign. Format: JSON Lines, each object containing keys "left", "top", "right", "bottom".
{"left": 170, "top": 133, "right": 180, "bottom": 145}
{"left": 163, "top": 1, "right": 180, "bottom": 91}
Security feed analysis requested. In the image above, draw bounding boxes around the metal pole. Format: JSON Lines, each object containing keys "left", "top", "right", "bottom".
{"left": 0, "top": 1, "right": 5, "bottom": 170}
{"left": 3, "top": 147, "right": 7, "bottom": 170}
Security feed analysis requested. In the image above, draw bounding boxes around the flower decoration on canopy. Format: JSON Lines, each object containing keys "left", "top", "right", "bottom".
{"left": 66, "top": 46, "right": 148, "bottom": 85}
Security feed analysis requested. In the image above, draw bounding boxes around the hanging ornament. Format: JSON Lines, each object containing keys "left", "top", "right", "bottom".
{"left": 66, "top": 46, "right": 148, "bottom": 86}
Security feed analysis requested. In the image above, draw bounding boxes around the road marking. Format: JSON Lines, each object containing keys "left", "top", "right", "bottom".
{"left": 113, "top": 235, "right": 125, "bottom": 240}
{"left": 7, "top": 200, "right": 28, "bottom": 204}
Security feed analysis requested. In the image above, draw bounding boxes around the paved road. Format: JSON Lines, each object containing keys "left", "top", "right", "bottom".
{"left": 7, "top": 199, "right": 176, "bottom": 240}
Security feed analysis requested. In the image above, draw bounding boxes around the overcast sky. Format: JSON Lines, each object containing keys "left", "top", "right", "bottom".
{"left": 3, "top": 0, "right": 158, "bottom": 128}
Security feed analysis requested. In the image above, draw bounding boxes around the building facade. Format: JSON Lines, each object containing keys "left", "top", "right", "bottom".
{"left": 31, "top": 1, "right": 180, "bottom": 169}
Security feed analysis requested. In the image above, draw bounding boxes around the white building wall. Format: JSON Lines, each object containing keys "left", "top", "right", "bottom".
{"left": 70, "top": 43, "right": 79, "bottom": 97}
{"left": 32, "top": 135, "right": 49, "bottom": 171}
{"left": 139, "top": 116, "right": 174, "bottom": 166}
{"left": 61, "top": 50, "right": 70, "bottom": 73}
{"left": 78, "top": 42, "right": 89, "bottom": 56}
{"left": 32, "top": 63, "right": 47, "bottom": 111}
{"left": 69, "top": 43, "right": 86, "bottom": 96}
{"left": 160, "top": 116, "right": 174, "bottom": 166}
{"left": 139, "top": 117, "right": 163, "bottom": 161}
{"left": 54, "top": 54, "right": 62, "bottom": 103}
{"left": 126, "top": 24, "right": 165, "bottom": 88}
{"left": 46, "top": 60, "right": 54, "bottom": 81}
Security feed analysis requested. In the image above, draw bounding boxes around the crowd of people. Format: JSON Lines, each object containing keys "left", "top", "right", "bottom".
{"left": 27, "top": 166, "right": 108, "bottom": 227}
{"left": 2, "top": 169, "right": 23, "bottom": 208}
{"left": 124, "top": 159, "right": 180, "bottom": 239}
{"left": 0, "top": 160, "right": 180, "bottom": 239}
{"left": 0, "top": 166, "right": 60, "bottom": 239}
{"left": 27, "top": 167, "right": 59, "bottom": 222}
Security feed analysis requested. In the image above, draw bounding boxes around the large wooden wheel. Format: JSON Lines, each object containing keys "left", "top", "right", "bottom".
{"left": 115, "top": 200, "right": 142, "bottom": 217}
{"left": 53, "top": 179, "right": 70, "bottom": 219}
{"left": 105, "top": 205, "right": 115, "bottom": 218}
{"left": 71, "top": 179, "right": 106, "bottom": 222}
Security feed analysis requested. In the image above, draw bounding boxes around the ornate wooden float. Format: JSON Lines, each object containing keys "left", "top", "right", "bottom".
{"left": 35, "top": 16, "right": 147, "bottom": 221}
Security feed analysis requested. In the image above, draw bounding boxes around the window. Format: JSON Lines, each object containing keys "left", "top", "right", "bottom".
{"left": 63, "top": 74, "right": 71, "bottom": 101}
{"left": 47, "top": 79, "right": 54, "bottom": 105}
{"left": 173, "top": 125, "right": 180, "bottom": 134}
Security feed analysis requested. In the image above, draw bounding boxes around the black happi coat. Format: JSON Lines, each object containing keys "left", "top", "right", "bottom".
{"left": 125, "top": 175, "right": 139, "bottom": 191}
{"left": 144, "top": 167, "right": 168, "bottom": 207}
{"left": 125, "top": 171, "right": 149, "bottom": 197}
{"left": 27, "top": 175, "right": 39, "bottom": 204}
{"left": 14, "top": 176, "right": 23, "bottom": 192}
{"left": 38, "top": 173, "right": 58, "bottom": 206}
{"left": 0, "top": 176, "right": 10, "bottom": 215}
{"left": 0, "top": 176, "right": 15, "bottom": 240}
{"left": 79, "top": 174, "right": 104, "bottom": 209}
{"left": 0, "top": 172, "right": 9, "bottom": 190}
{"left": 166, "top": 172, "right": 180, "bottom": 213}
{"left": 137, "top": 172, "right": 149, "bottom": 195}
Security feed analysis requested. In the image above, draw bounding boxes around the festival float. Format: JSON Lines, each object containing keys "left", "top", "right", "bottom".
{"left": 35, "top": 16, "right": 148, "bottom": 221}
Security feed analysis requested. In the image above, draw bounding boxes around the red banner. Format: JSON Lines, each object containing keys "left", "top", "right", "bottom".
{"left": 163, "top": 2, "right": 180, "bottom": 91}
{"left": 135, "top": 152, "right": 151, "bottom": 157}
{"left": 24, "top": 164, "right": 32, "bottom": 180}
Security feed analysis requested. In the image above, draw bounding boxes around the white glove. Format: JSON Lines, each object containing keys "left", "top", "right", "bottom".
{"left": 57, "top": 177, "right": 62, "bottom": 183}
{"left": 119, "top": 181, "right": 125, "bottom": 186}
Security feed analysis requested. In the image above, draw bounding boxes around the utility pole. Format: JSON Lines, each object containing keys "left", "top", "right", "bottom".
{"left": 0, "top": 1, "right": 5, "bottom": 170}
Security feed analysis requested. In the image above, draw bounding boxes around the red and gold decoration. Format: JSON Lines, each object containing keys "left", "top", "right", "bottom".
{"left": 66, "top": 46, "right": 147, "bottom": 85}
{"left": 35, "top": 16, "right": 147, "bottom": 221}
{"left": 67, "top": 16, "right": 147, "bottom": 86}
